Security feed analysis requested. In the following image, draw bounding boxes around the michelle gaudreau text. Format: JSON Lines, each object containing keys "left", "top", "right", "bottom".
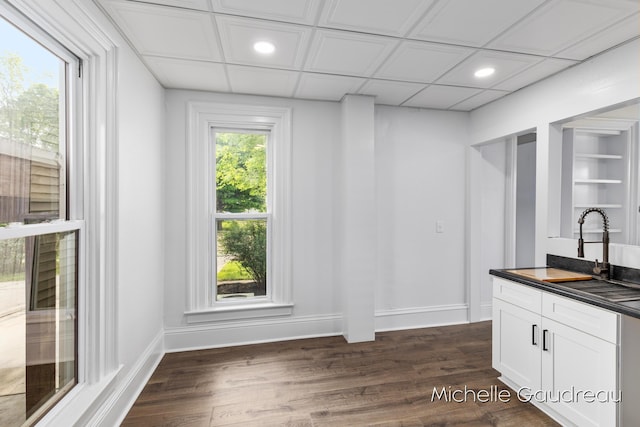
{"left": 431, "top": 386, "right": 622, "bottom": 404}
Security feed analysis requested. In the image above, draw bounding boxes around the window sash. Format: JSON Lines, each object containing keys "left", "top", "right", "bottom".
{"left": 211, "top": 128, "right": 272, "bottom": 305}
{"left": 211, "top": 215, "right": 271, "bottom": 304}
{"left": 0, "top": 4, "right": 83, "bottom": 425}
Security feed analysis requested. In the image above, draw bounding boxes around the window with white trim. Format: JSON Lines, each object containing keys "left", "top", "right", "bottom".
{"left": 0, "top": 4, "right": 82, "bottom": 425}
{"left": 213, "top": 129, "right": 269, "bottom": 301}
{"left": 187, "top": 103, "right": 292, "bottom": 322}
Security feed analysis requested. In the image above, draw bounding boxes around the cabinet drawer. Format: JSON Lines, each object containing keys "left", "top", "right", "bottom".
{"left": 493, "top": 277, "right": 541, "bottom": 313}
{"left": 542, "top": 293, "right": 619, "bottom": 343}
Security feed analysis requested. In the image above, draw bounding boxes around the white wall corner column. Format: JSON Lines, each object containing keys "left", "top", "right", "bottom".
{"left": 467, "top": 145, "right": 484, "bottom": 322}
{"left": 535, "top": 124, "right": 550, "bottom": 266}
{"left": 338, "top": 95, "right": 376, "bottom": 343}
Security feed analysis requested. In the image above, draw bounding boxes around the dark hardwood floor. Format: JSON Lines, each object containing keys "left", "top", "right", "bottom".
{"left": 122, "top": 321, "right": 558, "bottom": 426}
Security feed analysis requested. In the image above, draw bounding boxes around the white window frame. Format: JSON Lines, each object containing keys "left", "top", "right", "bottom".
{"left": 186, "top": 102, "right": 292, "bottom": 323}
{"left": 0, "top": 2, "right": 85, "bottom": 422}
{"left": 211, "top": 127, "right": 271, "bottom": 303}
{"left": 4, "top": 1, "right": 121, "bottom": 425}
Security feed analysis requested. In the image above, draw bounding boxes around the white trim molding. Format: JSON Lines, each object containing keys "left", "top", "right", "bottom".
{"left": 186, "top": 101, "right": 293, "bottom": 315}
{"left": 165, "top": 314, "right": 342, "bottom": 352}
{"left": 88, "top": 330, "right": 164, "bottom": 427}
{"left": 375, "top": 304, "right": 470, "bottom": 332}
{"left": 5, "top": 0, "right": 122, "bottom": 423}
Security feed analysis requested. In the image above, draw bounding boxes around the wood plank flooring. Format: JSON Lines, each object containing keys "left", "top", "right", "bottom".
{"left": 122, "top": 321, "right": 558, "bottom": 426}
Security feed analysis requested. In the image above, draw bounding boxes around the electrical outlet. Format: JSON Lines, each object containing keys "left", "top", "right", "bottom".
{"left": 436, "top": 220, "right": 444, "bottom": 233}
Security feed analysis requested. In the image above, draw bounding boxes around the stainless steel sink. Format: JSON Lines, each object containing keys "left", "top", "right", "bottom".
{"left": 552, "top": 279, "right": 640, "bottom": 302}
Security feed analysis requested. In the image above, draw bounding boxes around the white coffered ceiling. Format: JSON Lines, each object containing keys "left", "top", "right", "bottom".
{"left": 97, "top": 0, "right": 640, "bottom": 111}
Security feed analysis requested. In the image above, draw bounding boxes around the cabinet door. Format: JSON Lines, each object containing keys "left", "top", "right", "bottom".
{"left": 541, "top": 318, "right": 617, "bottom": 427}
{"left": 492, "top": 298, "right": 541, "bottom": 391}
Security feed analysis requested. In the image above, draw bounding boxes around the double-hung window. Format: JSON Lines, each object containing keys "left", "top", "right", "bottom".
{"left": 213, "top": 129, "right": 270, "bottom": 301}
{"left": 0, "top": 4, "right": 82, "bottom": 426}
{"left": 187, "top": 103, "right": 292, "bottom": 321}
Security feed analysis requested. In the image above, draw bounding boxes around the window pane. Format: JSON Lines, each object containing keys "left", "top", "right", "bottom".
{"left": 0, "top": 16, "right": 65, "bottom": 224}
{"left": 216, "top": 219, "right": 267, "bottom": 300}
{"left": 0, "top": 231, "right": 77, "bottom": 426}
{"left": 215, "top": 132, "right": 267, "bottom": 213}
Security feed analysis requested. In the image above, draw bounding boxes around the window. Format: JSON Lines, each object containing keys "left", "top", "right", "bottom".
{"left": 187, "top": 103, "right": 292, "bottom": 322}
{"left": 0, "top": 5, "right": 82, "bottom": 426}
{"left": 214, "top": 130, "right": 269, "bottom": 301}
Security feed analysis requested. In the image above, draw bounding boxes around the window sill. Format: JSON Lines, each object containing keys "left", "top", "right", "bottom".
{"left": 185, "top": 302, "right": 293, "bottom": 324}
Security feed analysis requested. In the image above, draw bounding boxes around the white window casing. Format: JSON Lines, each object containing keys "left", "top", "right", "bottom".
{"left": 185, "top": 102, "right": 293, "bottom": 323}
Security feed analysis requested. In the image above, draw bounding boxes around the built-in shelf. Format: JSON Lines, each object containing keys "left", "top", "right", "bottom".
{"left": 574, "top": 179, "right": 622, "bottom": 184}
{"left": 575, "top": 153, "right": 624, "bottom": 160}
{"left": 574, "top": 204, "right": 623, "bottom": 209}
{"left": 562, "top": 125, "right": 631, "bottom": 244}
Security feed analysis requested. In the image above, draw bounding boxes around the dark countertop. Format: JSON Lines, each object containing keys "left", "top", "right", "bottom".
{"left": 490, "top": 254, "right": 640, "bottom": 319}
{"left": 490, "top": 264, "right": 640, "bottom": 320}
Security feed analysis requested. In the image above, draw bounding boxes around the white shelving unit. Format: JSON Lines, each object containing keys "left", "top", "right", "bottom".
{"left": 561, "top": 125, "right": 632, "bottom": 244}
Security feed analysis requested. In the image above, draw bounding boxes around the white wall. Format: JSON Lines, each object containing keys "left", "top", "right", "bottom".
{"left": 115, "top": 43, "right": 166, "bottom": 398}
{"left": 162, "top": 93, "right": 474, "bottom": 346}
{"left": 479, "top": 141, "right": 507, "bottom": 305}
{"left": 375, "top": 106, "right": 469, "bottom": 330}
{"left": 469, "top": 39, "right": 640, "bottom": 283}
{"left": 163, "top": 91, "right": 342, "bottom": 348}
{"left": 516, "top": 138, "right": 536, "bottom": 267}
{"left": 339, "top": 95, "right": 376, "bottom": 343}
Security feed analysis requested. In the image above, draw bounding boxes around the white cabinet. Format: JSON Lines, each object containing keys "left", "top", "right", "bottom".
{"left": 541, "top": 317, "right": 617, "bottom": 426}
{"left": 492, "top": 298, "right": 541, "bottom": 392}
{"left": 492, "top": 277, "right": 619, "bottom": 426}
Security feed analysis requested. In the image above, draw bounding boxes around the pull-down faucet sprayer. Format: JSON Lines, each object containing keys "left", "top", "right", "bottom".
{"left": 577, "top": 207, "right": 610, "bottom": 280}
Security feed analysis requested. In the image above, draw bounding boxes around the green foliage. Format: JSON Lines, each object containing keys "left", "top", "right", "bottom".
{"left": 215, "top": 132, "right": 268, "bottom": 294}
{"left": 215, "top": 132, "right": 266, "bottom": 213}
{"left": 0, "top": 53, "right": 59, "bottom": 150}
{"left": 216, "top": 260, "right": 253, "bottom": 282}
{"left": 0, "top": 238, "right": 26, "bottom": 281}
{"left": 218, "top": 220, "right": 267, "bottom": 291}
{"left": 15, "top": 83, "right": 59, "bottom": 150}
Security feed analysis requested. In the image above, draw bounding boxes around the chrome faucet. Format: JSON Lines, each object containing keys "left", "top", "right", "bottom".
{"left": 577, "top": 208, "right": 610, "bottom": 280}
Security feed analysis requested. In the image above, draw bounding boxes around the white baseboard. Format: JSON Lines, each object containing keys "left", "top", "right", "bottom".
{"left": 89, "top": 329, "right": 165, "bottom": 427}
{"left": 375, "top": 304, "right": 470, "bottom": 332}
{"left": 164, "top": 313, "right": 343, "bottom": 352}
{"left": 36, "top": 367, "right": 122, "bottom": 427}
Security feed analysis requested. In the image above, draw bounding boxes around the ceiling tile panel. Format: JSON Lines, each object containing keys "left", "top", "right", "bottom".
{"left": 556, "top": 13, "right": 640, "bottom": 60}
{"left": 410, "top": 0, "right": 546, "bottom": 47}
{"left": 437, "top": 51, "right": 542, "bottom": 89}
{"left": 144, "top": 56, "right": 229, "bottom": 91}
{"left": 403, "top": 85, "right": 482, "bottom": 109}
{"left": 210, "top": 0, "right": 320, "bottom": 25}
{"left": 304, "top": 29, "right": 397, "bottom": 77}
{"left": 97, "top": 0, "right": 640, "bottom": 110}
{"left": 119, "top": 0, "right": 211, "bottom": 11}
{"left": 295, "top": 73, "right": 365, "bottom": 101}
{"left": 318, "top": 0, "right": 434, "bottom": 37}
{"left": 104, "top": 1, "right": 221, "bottom": 61}
{"left": 489, "top": 0, "right": 639, "bottom": 56}
{"left": 357, "top": 79, "right": 425, "bottom": 106}
{"left": 374, "top": 41, "right": 474, "bottom": 83}
{"left": 493, "top": 57, "right": 577, "bottom": 91}
{"left": 216, "top": 16, "right": 312, "bottom": 69}
{"left": 449, "top": 89, "right": 509, "bottom": 111}
{"left": 227, "top": 65, "right": 298, "bottom": 98}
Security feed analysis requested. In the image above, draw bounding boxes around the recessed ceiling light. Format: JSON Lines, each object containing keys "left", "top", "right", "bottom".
{"left": 253, "top": 41, "right": 275, "bottom": 54}
{"left": 474, "top": 67, "right": 495, "bottom": 78}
